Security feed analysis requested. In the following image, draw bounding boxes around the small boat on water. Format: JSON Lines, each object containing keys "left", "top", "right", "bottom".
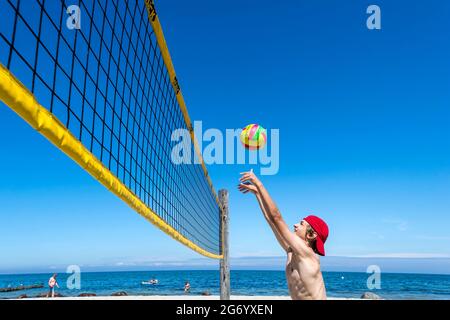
{"left": 142, "top": 279, "right": 159, "bottom": 285}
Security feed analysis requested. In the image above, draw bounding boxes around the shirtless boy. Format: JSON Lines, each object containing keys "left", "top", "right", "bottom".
{"left": 238, "top": 171, "right": 329, "bottom": 300}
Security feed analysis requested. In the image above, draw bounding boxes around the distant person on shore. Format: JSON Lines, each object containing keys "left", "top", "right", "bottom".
{"left": 184, "top": 281, "right": 191, "bottom": 293}
{"left": 238, "top": 170, "right": 329, "bottom": 300}
{"left": 47, "top": 273, "right": 60, "bottom": 298}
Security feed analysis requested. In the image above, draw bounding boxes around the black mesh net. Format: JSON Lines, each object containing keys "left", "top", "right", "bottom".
{"left": 0, "top": 0, "right": 221, "bottom": 256}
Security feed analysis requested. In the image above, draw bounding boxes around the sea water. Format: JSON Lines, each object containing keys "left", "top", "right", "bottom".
{"left": 0, "top": 270, "right": 449, "bottom": 299}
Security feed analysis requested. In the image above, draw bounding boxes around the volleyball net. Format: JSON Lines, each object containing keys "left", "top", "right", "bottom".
{"left": 0, "top": 0, "right": 222, "bottom": 258}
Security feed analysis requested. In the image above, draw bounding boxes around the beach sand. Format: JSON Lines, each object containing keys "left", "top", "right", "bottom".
{"left": 16, "top": 295, "right": 352, "bottom": 300}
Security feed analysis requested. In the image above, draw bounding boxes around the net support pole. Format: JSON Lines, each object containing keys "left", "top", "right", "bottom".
{"left": 219, "top": 189, "right": 230, "bottom": 300}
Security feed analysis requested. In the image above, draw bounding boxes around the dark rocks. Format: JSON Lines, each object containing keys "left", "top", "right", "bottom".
{"left": 201, "top": 291, "right": 211, "bottom": 296}
{"left": 111, "top": 291, "right": 128, "bottom": 296}
{"left": 17, "top": 294, "right": 28, "bottom": 299}
{"left": 361, "top": 292, "right": 382, "bottom": 300}
{"left": 78, "top": 293, "right": 97, "bottom": 297}
{"left": 35, "top": 292, "right": 64, "bottom": 298}
{"left": 0, "top": 284, "right": 44, "bottom": 292}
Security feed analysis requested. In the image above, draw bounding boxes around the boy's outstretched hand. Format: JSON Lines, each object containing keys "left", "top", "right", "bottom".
{"left": 238, "top": 182, "right": 258, "bottom": 194}
{"left": 238, "top": 170, "right": 262, "bottom": 195}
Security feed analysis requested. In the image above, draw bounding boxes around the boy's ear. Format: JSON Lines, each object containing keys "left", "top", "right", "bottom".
{"left": 308, "top": 232, "right": 318, "bottom": 240}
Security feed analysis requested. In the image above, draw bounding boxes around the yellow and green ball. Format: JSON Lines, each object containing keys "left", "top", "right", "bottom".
{"left": 240, "top": 124, "right": 267, "bottom": 150}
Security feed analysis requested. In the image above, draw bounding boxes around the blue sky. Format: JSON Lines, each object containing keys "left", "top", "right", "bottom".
{"left": 0, "top": 0, "right": 449, "bottom": 274}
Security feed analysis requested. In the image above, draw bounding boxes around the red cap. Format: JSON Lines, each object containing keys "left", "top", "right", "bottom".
{"left": 303, "top": 215, "right": 329, "bottom": 256}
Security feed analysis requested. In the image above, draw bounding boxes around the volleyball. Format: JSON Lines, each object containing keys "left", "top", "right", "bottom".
{"left": 240, "top": 124, "right": 267, "bottom": 150}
